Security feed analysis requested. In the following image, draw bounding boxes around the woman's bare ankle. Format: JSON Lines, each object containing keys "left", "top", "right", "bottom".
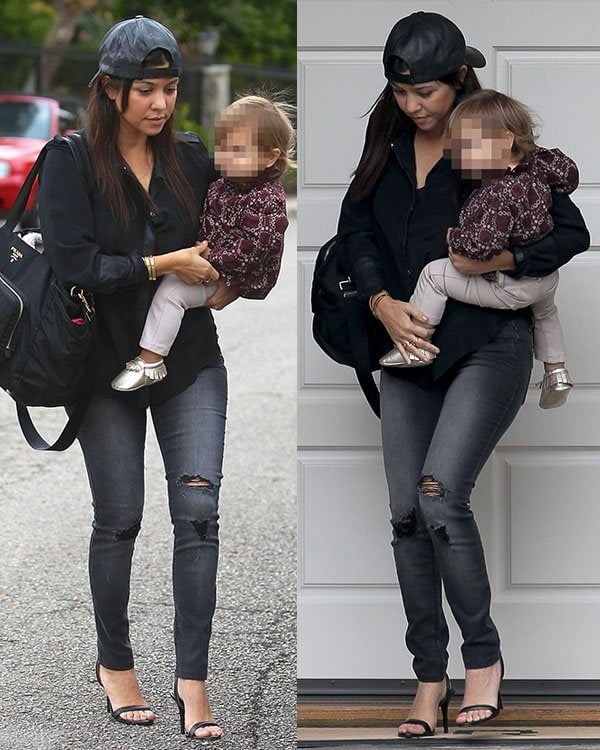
{"left": 97, "top": 664, "right": 156, "bottom": 721}
{"left": 399, "top": 679, "right": 447, "bottom": 732}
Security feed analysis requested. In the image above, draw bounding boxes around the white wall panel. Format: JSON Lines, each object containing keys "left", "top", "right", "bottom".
{"left": 298, "top": 595, "right": 410, "bottom": 678}
{"left": 297, "top": 193, "right": 344, "bottom": 247}
{"left": 297, "top": 397, "right": 382, "bottom": 448}
{"left": 299, "top": 453, "right": 394, "bottom": 586}
{"left": 301, "top": 55, "right": 380, "bottom": 186}
{"left": 507, "top": 452, "right": 600, "bottom": 586}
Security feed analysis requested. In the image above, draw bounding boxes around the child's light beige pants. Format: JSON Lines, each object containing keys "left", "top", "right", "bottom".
{"left": 411, "top": 258, "right": 565, "bottom": 363}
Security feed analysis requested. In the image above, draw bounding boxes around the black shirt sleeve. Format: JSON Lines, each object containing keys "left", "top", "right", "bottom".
{"left": 336, "top": 181, "right": 387, "bottom": 300}
{"left": 507, "top": 191, "right": 590, "bottom": 279}
{"left": 38, "top": 143, "right": 148, "bottom": 293}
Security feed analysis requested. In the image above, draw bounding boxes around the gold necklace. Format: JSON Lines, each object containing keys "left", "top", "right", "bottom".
{"left": 124, "top": 149, "right": 154, "bottom": 189}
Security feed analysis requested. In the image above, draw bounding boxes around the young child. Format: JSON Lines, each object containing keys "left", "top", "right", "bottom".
{"left": 379, "top": 89, "right": 579, "bottom": 409}
{"left": 111, "top": 94, "right": 294, "bottom": 391}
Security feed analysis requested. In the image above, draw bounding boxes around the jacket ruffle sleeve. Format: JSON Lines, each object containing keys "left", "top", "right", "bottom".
{"left": 535, "top": 147, "right": 579, "bottom": 195}
{"left": 38, "top": 143, "right": 148, "bottom": 294}
{"left": 507, "top": 192, "right": 590, "bottom": 279}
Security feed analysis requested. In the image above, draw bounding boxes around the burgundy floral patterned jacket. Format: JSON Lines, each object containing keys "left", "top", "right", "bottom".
{"left": 200, "top": 177, "right": 289, "bottom": 299}
{"left": 448, "top": 147, "right": 579, "bottom": 263}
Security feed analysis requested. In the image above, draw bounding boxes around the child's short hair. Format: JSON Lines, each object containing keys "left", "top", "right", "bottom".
{"left": 214, "top": 94, "right": 295, "bottom": 180}
{"left": 447, "top": 89, "right": 538, "bottom": 159}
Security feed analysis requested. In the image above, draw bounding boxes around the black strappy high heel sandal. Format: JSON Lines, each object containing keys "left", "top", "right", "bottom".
{"left": 171, "top": 678, "right": 223, "bottom": 742}
{"left": 95, "top": 662, "right": 155, "bottom": 726}
{"left": 398, "top": 674, "right": 453, "bottom": 739}
{"left": 456, "top": 657, "right": 505, "bottom": 726}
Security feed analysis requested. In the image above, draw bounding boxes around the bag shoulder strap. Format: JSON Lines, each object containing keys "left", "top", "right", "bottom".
{"left": 8, "top": 133, "right": 96, "bottom": 452}
{"left": 342, "top": 286, "right": 380, "bottom": 417}
{"left": 61, "top": 131, "right": 93, "bottom": 184}
{"left": 16, "top": 360, "right": 95, "bottom": 451}
{"left": 4, "top": 132, "right": 91, "bottom": 233}
{"left": 4, "top": 145, "right": 49, "bottom": 232}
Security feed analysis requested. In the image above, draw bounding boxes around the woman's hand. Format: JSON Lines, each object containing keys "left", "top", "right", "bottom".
{"left": 448, "top": 248, "right": 516, "bottom": 275}
{"left": 197, "top": 242, "right": 211, "bottom": 260}
{"left": 373, "top": 295, "right": 439, "bottom": 364}
{"left": 155, "top": 241, "right": 220, "bottom": 284}
{"left": 205, "top": 278, "right": 240, "bottom": 310}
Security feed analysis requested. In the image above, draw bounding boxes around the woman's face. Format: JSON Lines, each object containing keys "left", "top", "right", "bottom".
{"left": 390, "top": 79, "right": 458, "bottom": 135}
{"left": 110, "top": 75, "right": 178, "bottom": 138}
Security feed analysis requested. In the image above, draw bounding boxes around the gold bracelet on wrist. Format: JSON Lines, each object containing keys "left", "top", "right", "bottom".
{"left": 369, "top": 291, "right": 386, "bottom": 313}
{"left": 370, "top": 290, "right": 389, "bottom": 317}
{"left": 143, "top": 255, "right": 157, "bottom": 281}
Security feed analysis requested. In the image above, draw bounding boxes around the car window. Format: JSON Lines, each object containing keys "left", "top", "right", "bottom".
{"left": 0, "top": 101, "right": 52, "bottom": 139}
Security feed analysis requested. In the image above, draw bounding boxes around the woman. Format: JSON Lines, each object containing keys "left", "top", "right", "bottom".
{"left": 336, "top": 11, "right": 589, "bottom": 738}
{"left": 38, "top": 16, "right": 232, "bottom": 741}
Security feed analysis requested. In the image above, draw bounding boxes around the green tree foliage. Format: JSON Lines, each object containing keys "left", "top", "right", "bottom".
{"left": 0, "top": 0, "right": 54, "bottom": 43}
{"left": 1, "top": 1, "right": 295, "bottom": 70}
{"left": 0, "top": 1, "right": 54, "bottom": 90}
{"left": 115, "top": 0, "right": 296, "bottom": 68}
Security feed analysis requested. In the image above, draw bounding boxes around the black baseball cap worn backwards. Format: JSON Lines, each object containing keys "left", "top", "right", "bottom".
{"left": 88, "top": 15, "right": 182, "bottom": 87}
{"left": 383, "top": 11, "right": 486, "bottom": 85}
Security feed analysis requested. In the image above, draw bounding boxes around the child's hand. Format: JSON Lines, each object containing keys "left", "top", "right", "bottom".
{"left": 205, "top": 279, "right": 240, "bottom": 310}
{"left": 449, "top": 248, "right": 516, "bottom": 275}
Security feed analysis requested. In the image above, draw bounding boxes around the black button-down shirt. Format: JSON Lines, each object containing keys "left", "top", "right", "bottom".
{"left": 39, "top": 132, "right": 221, "bottom": 409}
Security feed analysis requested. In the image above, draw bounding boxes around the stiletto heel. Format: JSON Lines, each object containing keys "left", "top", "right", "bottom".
{"left": 95, "top": 662, "right": 155, "bottom": 726}
{"left": 398, "top": 675, "right": 453, "bottom": 739}
{"left": 171, "top": 686, "right": 185, "bottom": 734}
{"left": 440, "top": 680, "right": 452, "bottom": 733}
{"left": 456, "top": 657, "right": 504, "bottom": 726}
{"left": 171, "top": 678, "right": 222, "bottom": 742}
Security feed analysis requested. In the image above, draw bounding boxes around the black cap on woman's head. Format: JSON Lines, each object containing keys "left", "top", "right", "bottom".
{"left": 383, "top": 11, "right": 486, "bottom": 84}
{"left": 88, "top": 15, "right": 182, "bottom": 87}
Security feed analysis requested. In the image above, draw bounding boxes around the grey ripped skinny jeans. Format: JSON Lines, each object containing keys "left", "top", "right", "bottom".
{"left": 75, "top": 362, "right": 227, "bottom": 680}
{"left": 380, "top": 317, "right": 533, "bottom": 681}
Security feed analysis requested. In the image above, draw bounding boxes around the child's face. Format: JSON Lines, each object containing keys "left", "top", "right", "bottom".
{"left": 214, "top": 125, "right": 279, "bottom": 181}
{"left": 446, "top": 117, "right": 514, "bottom": 179}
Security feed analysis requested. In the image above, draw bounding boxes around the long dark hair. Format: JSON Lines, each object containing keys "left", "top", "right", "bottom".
{"left": 350, "top": 67, "right": 481, "bottom": 200}
{"left": 87, "top": 49, "right": 197, "bottom": 228}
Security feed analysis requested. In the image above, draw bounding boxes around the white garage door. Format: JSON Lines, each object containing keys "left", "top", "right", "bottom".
{"left": 298, "top": 0, "right": 600, "bottom": 683}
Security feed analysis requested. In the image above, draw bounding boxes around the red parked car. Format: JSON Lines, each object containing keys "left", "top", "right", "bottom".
{"left": 0, "top": 93, "right": 81, "bottom": 224}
